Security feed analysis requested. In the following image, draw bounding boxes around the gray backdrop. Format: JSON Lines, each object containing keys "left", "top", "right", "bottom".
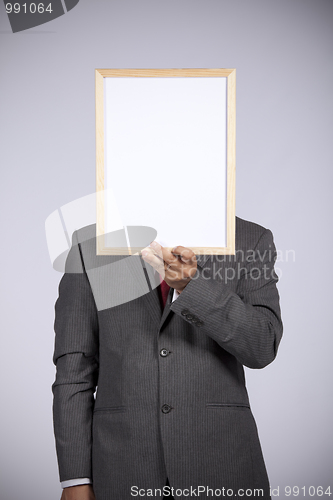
{"left": 0, "top": 0, "right": 332, "bottom": 498}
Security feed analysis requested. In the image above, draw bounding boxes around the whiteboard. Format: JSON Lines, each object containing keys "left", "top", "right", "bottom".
{"left": 96, "top": 69, "right": 236, "bottom": 255}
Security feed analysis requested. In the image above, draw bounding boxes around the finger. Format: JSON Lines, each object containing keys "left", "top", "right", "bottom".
{"left": 164, "top": 261, "right": 177, "bottom": 273}
{"left": 150, "top": 241, "right": 178, "bottom": 268}
{"left": 171, "top": 246, "right": 197, "bottom": 265}
{"left": 147, "top": 241, "right": 164, "bottom": 260}
{"left": 141, "top": 246, "right": 162, "bottom": 264}
{"left": 141, "top": 247, "right": 165, "bottom": 276}
{"left": 149, "top": 240, "right": 162, "bottom": 253}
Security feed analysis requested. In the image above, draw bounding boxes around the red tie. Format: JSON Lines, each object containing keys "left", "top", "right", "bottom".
{"left": 160, "top": 279, "right": 171, "bottom": 309}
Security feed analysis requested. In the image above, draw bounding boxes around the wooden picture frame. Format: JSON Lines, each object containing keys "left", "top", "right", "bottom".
{"left": 96, "top": 68, "right": 236, "bottom": 255}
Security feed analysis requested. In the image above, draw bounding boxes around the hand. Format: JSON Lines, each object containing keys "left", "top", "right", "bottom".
{"left": 60, "top": 484, "right": 96, "bottom": 500}
{"left": 141, "top": 241, "right": 197, "bottom": 293}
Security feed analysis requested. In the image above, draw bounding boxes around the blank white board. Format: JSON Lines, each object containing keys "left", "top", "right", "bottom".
{"left": 96, "top": 69, "right": 236, "bottom": 255}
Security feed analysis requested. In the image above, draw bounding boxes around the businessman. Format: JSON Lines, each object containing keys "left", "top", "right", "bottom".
{"left": 53, "top": 216, "right": 283, "bottom": 500}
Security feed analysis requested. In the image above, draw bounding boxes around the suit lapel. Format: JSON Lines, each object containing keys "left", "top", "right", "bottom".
{"left": 141, "top": 284, "right": 163, "bottom": 328}
{"left": 140, "top": 257, "right": 165, "bottom": 327}
{"left": 123, "top": 254, "right": 212, "bottom": 330}
{"left": 158, "top": 254, "right": 211, "bottom": 329}
{"left": 145, "top": 254, "right": 212, "bottom": 330}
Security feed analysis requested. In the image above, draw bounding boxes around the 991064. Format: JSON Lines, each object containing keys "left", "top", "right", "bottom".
{"left": 282, "top": 486, "right": 331, "bottom": 497}
{"left": 5, "top": 3, "right": 53, "bottom": 14}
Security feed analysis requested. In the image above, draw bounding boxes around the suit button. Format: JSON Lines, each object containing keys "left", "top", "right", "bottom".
{"left": 160, "top": 348, "right": 169, "bottom": 357}
{"left": 181, "top": 309, "right": 190, "bottom": 316}
{"left": 195, "top": 321, "right": 204, "bottom": 327}
{"left": 186, "top": 314, "right": 194, "bottom": 320}
{"left": 161, "top": 404, "right": 172, "bottom": 414}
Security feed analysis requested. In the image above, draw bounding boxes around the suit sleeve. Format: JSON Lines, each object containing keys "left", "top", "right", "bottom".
{"left": 170, "top": 228, "right": 283, "bottom": 369}
{"left": 52, "top": 230, "right": 99, "bottom": 482}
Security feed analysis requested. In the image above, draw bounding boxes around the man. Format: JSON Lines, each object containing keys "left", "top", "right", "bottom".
{"left": 52, "top": 216, "right": 283, "bottom": 500}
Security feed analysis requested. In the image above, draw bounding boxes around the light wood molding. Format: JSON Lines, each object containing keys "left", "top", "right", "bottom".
{"left": 96, "top": 68, "right": 236, "bottom": 256}
{"left": 96, "top": 69, "right": 105, "bottom": 255}
{"left": 96, "top": 68, "right": 235, "bottom": 78}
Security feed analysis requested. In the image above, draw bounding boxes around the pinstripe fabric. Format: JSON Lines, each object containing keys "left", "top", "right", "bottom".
{"left": 52, "top": 217, "right": 283, "bottom": 499}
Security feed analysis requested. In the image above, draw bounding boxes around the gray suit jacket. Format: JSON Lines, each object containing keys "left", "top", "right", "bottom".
{"left": 52, "top": 216, "right": 283, "bottom": 499}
